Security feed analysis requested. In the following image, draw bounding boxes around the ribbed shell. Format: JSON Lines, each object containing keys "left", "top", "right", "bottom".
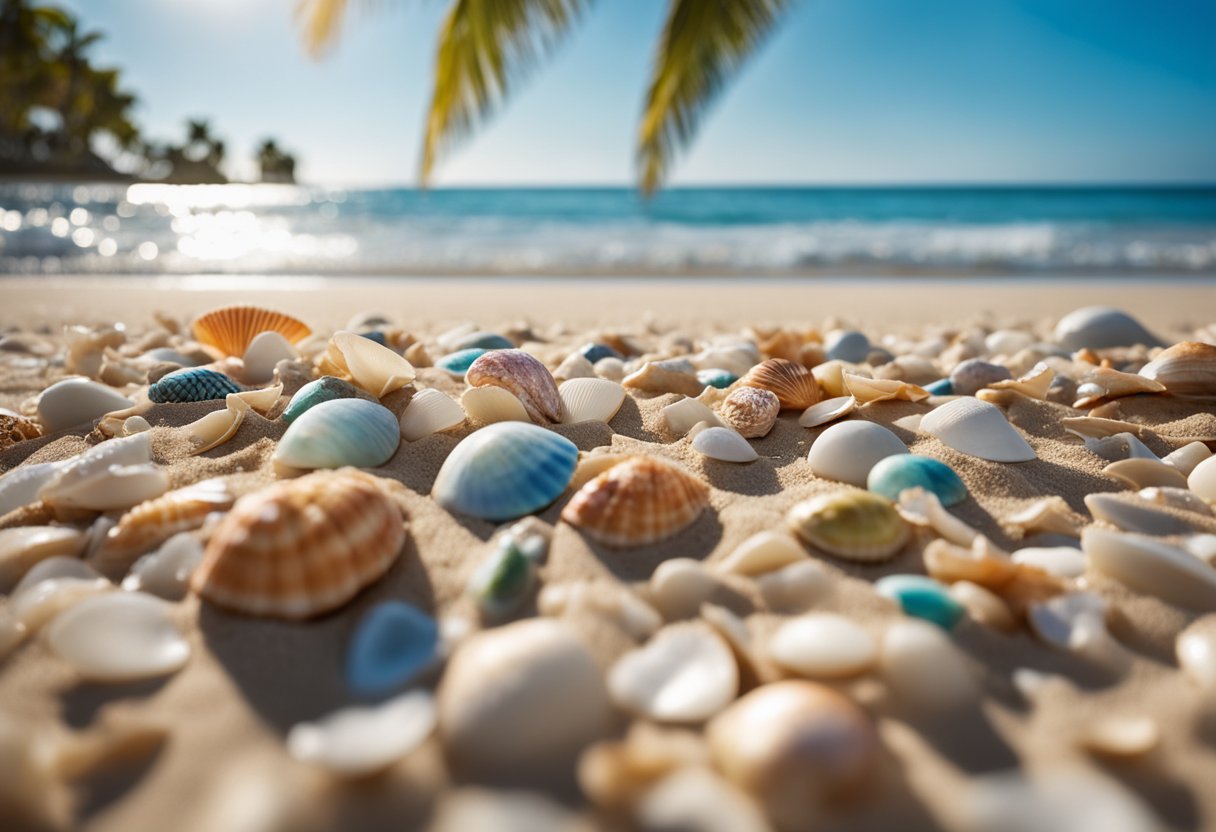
{"left": 741, "top": 359, "right": 821, "bottom": 411}
{"left": 148, "top": 368, "right": 242, "bottom": 404}
{"left": 718, "top": 386, "right": 780, "bottom": 438}
{"left": 192, "top": 305, "right": 312, "bottom": 357}
{"left": 466, "top": 349, "right": 562, "bottom": 424}
{"left": 190, "top": 469, "right": 405, "bottom": 619}
{"left": 561, "top": 456, "right": 710, "bottom": 547}
{"left": 1138, "top": 341, "right": 1216, "bottom": 397}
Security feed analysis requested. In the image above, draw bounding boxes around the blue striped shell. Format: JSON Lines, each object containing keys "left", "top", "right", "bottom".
{"left": 696, "top": 368, "right": 738, "bottom": 389}
{"left": 432, "top": 422, "right": 578, "bottom": 521}
{"left": 273, "top": 398, "right": 400, "bottom": 470}
{"left": 281, "top": 376, "right": 368, "bottom": 425}
{"left": 866, "top": 454, "right": 968, "bottom": 507}
{"left": 578, "top": 343, "right": 623, "bottom": 364}
{"left": 436, "top": 348, "right": 487, "bottom": 377}
{"left": 452, "top": 331, "right": 514, "bottom": 351}
{"left": 148, "top": 368, "right": 242, "bottom": 403}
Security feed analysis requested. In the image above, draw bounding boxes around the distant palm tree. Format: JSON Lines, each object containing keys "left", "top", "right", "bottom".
{"left": 296, "top": 0, "right": 790, "bottom": 195}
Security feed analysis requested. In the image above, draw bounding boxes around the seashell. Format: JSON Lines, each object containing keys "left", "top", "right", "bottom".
{"left": 1138, "top": 486, "right": 1212, "bottom": 516}
{"left": 797, "top": 395, "right": 856, "bottom": 429}
{"left": 623, "top": 361, "right": 704, "bottom": 398}
{"left": 1103, "top": 457, "right": 1188, "bottom": 489}
{"left": 876, "top": 574, "right": 966, "bottom": 629}
{"left": 756, "top": 559, "right": 832, "bottom": 611}
{"left": 768, "top": 613, "right": 876, "bottom": 678}
{"left": 1083, "top": 431, "right": 1157, "bottom": 462}
{"left": 142, "top": 347, "right": 198, "bottom": 366}
{"left": 1138, "top": 341, "right": 1216, "bottom": 396}
{"left": 867, "top": 454, "right": 967, "bottom": 506}
{"left": 788, "top": 491, "right": 910, "bottom": 563}
{"left": 1008, "top": 496, "right": 1085, "bottom": 537}
{"left": 281, "top": 376, "right": 372, "bottom": 425}
{"left": 561, "top": 456, "right": 709, "bottom": 547}
{"left": 843, "top": 373, "right": 929, "bottom": 404}
{"left": 273, "top": 398, "right": 400, "bottom": 472}
{"left": 923, "top": 537, "right": 1064, "bottom": 615}
{"left": 47, "top": 592, "right": 189, "bottom": 682}
{"left": 1060, "top": 415, "right": 1145, "bottom": 439}
{"left": 241, "top": 331, "right": 297, "bottom": 384}
{"left": 538, "top": 579, "right": 662, "bottom": 640}
{"left": 121, "top": 533, "right": 204, "bottom": 600}
{"left": 559, "top": 377, "right": 626, "bottom": 424}
{"left": 949, "top": 359, "right": 1012, "bottom": 396}
{"left": 579, "top": 722, "right": 712, "bottom": 812}
{"left": 39, "top": 433, "right": 170, "bottom": 512}
{"left": 466, "top": 349, "right": 562, "bottom": 424}
{"left": 457, "top": 384, "right": 530, "bottom": 423}
{"left": 1190, "top": 454, "right": 1216, "bottom": 501}
{"left": 1078, "top": 716, "right": 1159, "bottom": 758}
{"left": 692, "top": 344, "right": 761, "bottom": 377}
{"left": 662, "top": 396, "right": 724, "bottom": 435}
{"left": 398, "top": 387, "right": 466, "bottom": 440}
{"left": 121, "top": 415, "right": 151, "bottom": 435}
{"left": 648, "top": 558, "right": 722, "bottom": 621}
{"left": 924, "top": 377, "right": 952, "bottom": 396}
{"left": 1082, "top": 526, "right": 1216, "bottom": 610}
{"left": 1073, "top": 367, "right": 1165, "bottom": 408}
{"left": 345, "top": 601, "right": 440, "bottom": 697}
{"left": 65, "top": 324, "right": 125, "bottom": 377}
{"left": 949, "top": 580, "right": 1016, "bottom": 631}
{"left": 452, "top": 331, "right": 513, "bottom": 351}
{"left": 318, "top": 330, "right": 416, "bottom": 398}
{"left": 608, "top": 622, "right": 738, "bottom": 722}
{"left": 739, "top": 359, "right": 820, "bottom": 410}
{"left": 696, "top": 368, "right": 738, "bottom": 389}
{"left": 807, "top": 420, "right": 908, "bottom": 486}
{"left": 567, "top": 451, "right": 632, "bottom": 493}
{"left": 92, "top": 479, "right": 234, "bottom": 579}
{"left": 288, "top": 690, "right": 436, "bottom": 778}
{"left": 467, "top": 528, "right": 541, "bottom": 620}
{"left": 9, "top": 564, "right": 111, "bottom": 636}
{"left": 594, "top": 356, "right": 626, "bottom": 381}
{"left": 897, "top": 486, "right": 980, "bottom": 545}
{"left": 985, "top": 328, "right": 1036, "bottom": 356}
{"left": 579, "top": 342, "right": 624, "bottom": 364}
{"left": 1176, "top": 617, "right": 1216, "bottom": 691}
{"left": 553, "top": 352, "right": 596, "bottom": 382}
{"left": 192, "top": 305, "right": 311, "bottom": 357}
{"left": 438, "top": 618, "right": 613, "bottom": 780}
{"left": 148, "top": 367, "right": 242, "bottom": 404}
{"left": 0, "top": 526, "right": 89, "bottom": 591}
{"left": 36, "top": 378, "right": 134, "bottom": 432}
{"left": 0, "top": 460, "right": 68, "bottom": 517}
{"left": 692, "top": 426, "right": 758, "bottom": 463}
{"left": 1026, "top": 591, "right": 1129, "bottom": 670}
{"left": 824, "top": 330, "right": 871, "bottom": 363}
{"left": 1085, "top": 492, "right": 1194, "bottom": 536}
{"left": 0, "top": 412, "right": 42, "bottom": 451}
{"left": 1053, "top": 306, "right": 1160, "bottom": 352}
{"left": 716, "top": 530, "right": 805, "bottom": 576}
{"left": 986, "top": 361, "right": 1054, "bottom": 399}
{"left": 179, "top": 384, "right": 282, "bottom": 456}
{"left": 879, "top": 619, "right": 978, "bottom": 711}
{"left": 958, "top": 768, "right": 1160, "bottom": 832}
{"left": 1162, "top": 441, "right": 1211, "bottom": 477}
{"left": 1011, "top": 546, "right": 1087, "bottom": 579}
{"left": 707, "top": 681, "right": 878, "bottom": 827}
{"left": 920, "top": 397, "right": 1035, "bottom": 462}
{"left": 433, "top": 422, "right": 578, "bottom": 521}
{"left": 190, "top": 469, "right": 406, "bottom": 619}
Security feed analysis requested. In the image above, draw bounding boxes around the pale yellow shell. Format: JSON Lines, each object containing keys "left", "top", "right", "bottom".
{"left": 1138, "top": 341, "right": 1216, "bottom": 397}
{"left": 465, "top": 350, "right": 562, "bottom": 424}
{"left": 718, "top": 386, "right": 780, "bottom": 439}
{"left": 787, "top": 492, "right": 909, "bottom": 563}
{"left": 561, "top": 456, "right": 710, "bottom": 547}
{"left": 740, "top": 359, "right": 821, "bottom": 411}
{"left": 191, "top": 305, "right": 311, "bottom": 357}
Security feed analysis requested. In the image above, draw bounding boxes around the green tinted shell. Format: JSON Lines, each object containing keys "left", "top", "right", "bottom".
{"left": 788, "top": 491, "right": 910, "bottom": 563}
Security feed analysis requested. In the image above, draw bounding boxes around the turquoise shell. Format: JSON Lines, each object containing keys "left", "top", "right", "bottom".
{"left": 436, "top": 348, "right": 487, "bottom": 376}
{"left": 281, "top": 376, "right": 368, "bottom": 425}
{"left": 432, "top": 422, "right": 578, "bottom": 521}
{"left": 924, "top": 378, "right": 953, "bottom": 396}
{"left": 867, "top": 454, "right": 968, "bottom": 507}
{"left": 273, "top": 398, "right": 400, "bottom": 470}
{"left": 345, "top": 601, "right": 439, "bottom": 697}
{"left": 148, "top": 367, "right": 241, "bottom": 403}
{"left": 578, "top": 343, "right": 623, "bottom": 364}
{"left": 453, "top": 331, "right": 514, "bottom": 351}
{"left": 467, "top": 534, "right": 538, "bottom": 619}
{"left": 875, "top": 575, "right": 965, "bottom": 630}
{"left": 696, "top": 368, "right": 738, "bottom": 389}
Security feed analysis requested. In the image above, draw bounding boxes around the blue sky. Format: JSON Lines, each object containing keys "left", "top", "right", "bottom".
{"left": 62, "top": 0, "right": 1216, "bottom": 186}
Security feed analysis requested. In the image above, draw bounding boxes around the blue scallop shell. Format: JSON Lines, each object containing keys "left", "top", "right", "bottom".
{"left": 436, "top": 348, "right": 487, "bottom": 377}
{"left": 273, "top": 398, "right": 400, "bottom": 470}
{"left": 345, "top": 601, "right": 439, "bottom": 698}
{"left": 578, "top": 343, "right": 623, "bottom": 364}
{"left": 432, "top": 422, "right": 578, "bottom": 521}
{"left": 281, "top": 376, "right": 368, "bottom": 425}
{"left": 875, "top": 575, "right": 964, "bottom": 630}
{"left": 148, "top": 367, "right": 242, "bottom": 403}
{"left": 866, "top": 454, "right": 968, "bottom": 507}
{"left": 696, "top": 368, "right": 738, "bottom": 389}
{"left": 452, "top": 331, "right": 514, "bottom": 351}
{"left": 923, "top": 378, "right": 953, "bottom": 396}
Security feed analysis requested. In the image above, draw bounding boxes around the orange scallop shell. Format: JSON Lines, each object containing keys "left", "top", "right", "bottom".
{"left": 191, "top": 305, "right": 312, "bottom": 357}
{"left": 560, "top": 456, "right": 709, "bottom": 547}
{"left": 741, "top": 358, "right": 821, "bottom": 411}
{"left": 190, "top": 469, "right": 405, "bottom": 619}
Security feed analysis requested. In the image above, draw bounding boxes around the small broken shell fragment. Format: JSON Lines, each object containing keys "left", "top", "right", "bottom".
{"left": 1061, "top": 415, "right": 1145, "bottom": 439}
{"left": 317, "top": 330, "right": 416, "bottom": 398}
{"left": 181, "top": 385, "right": 282, "bottom": 455}
{"left": 1103, "top": 457, "right": 1188, "bottom": 490}
{"left": 843, "top": 373, "right": 929, "bottom": 404}
{"left": 717, "top": 386, "right": 780, "bottom": 439}
{"left": 287, "top": 690, "right": 436, "bottom": 778}
{"left": 768, "top": 613, "right": 876, "bottom": 678}
{"left": 798, "top": 395, "right": 856, "bottom": 428}
{"left": 897, "top": 486, "right": 980, "bottom": 546}
{"left": 716, "top": 531, "right": 806, "bottom": 576}
{"left": 1082, "top": 526, "right": 1216, "bottom": 610}
{"left": 692, "top": 426, "right": 758, "bottom": 463}
{"left": 949, "top": 580, "right": 1016, "bottom": 632}
{"left": 1162, "top": 441, "right": 1211, "bottom": 477}
{"left": 789, "top": 491, "right": 910, "bottom": 563}
{"left": 466, "top": 349, "right": 562, "bottom": 424}
{"left": 662, "top": 396, "right": 724, "bottom": 435}
{"left": 399, "top": 388, "right": 466, "bottom": 440}
{"left": 648, "top": 558, "right": 722, "bottom": 621}
{"left": 1138, "top": 486, "right": 1212, "bottom": 516}
{"left": 1073, "top": 367, "right": 1166, "bottom": 408}
{"left": 121, "top": 533, "right": 204, "bottom": 600}
{"left": 608, "top": 622, "right": 738, "bottom": 722}
{"left": 46, "top": 592, "right": 190, "bottom": 682}
{"left": 345, "top": 601, "right": 440, "bottom": 697}
{"left": 1027, "top": 591, "right": 1129, "bottom": 670}
{"left": 1011, "top": 546, "right": 1087, "bottom": 579}
{"left": 1085, "top": 492, "right": 1195, "bottom": 536}
{"left": 0, "top": 526, "right": 89, "bottom": 591}
{"left": 987, "top": 362, "right": 1054, "bottom": 399}
{"left": 623, "top": 361, "right": 704, "bottom": 398}
{"left": 1083, "top": 431, "right": 1157, "bottom": 462}
{"left": 1008, "top": 497, "right": 1085, "bottom": 538}
{"left": 460, "top": 385, "right": 530, "bottom": 425}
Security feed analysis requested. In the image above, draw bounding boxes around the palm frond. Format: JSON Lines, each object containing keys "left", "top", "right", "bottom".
{"left": 420, "top": 0, "right": 589, "bottom": 183}
{"left": 637, "top": 0, "right": 791, "bottom": 195}
{"left": 296, "top": 0, "right": 351, "bottom": 58}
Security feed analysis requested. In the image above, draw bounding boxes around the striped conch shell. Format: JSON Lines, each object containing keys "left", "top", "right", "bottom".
{"left": 191, "top": 305, "right": 311, "bottom": 357}
{"left": 561, "top": 456, "right": 710, "bottom": 547}
{"left": 465, "top": 349, "right": 562, "bottom": 424}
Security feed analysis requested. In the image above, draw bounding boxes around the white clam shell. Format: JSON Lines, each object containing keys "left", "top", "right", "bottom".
{"left": 797, "top": 395, "right": 856, "bottom": 428}
{"left": 768, "top": 613, "right": 876, "bottom": 678}
{"left": 1189, "top": 454, "right": 1216, "bottom": 501}
{"left": 661, "top": 396, "right": 723, "bottom": 435}
{"left": 460, "top": 385, "right": 531, "bottom": 425}
{"left": 1053, "top": 306, "right": 1160, "bottom": 351}
{"left": 807, "top": 420, "right": 908, "bottom": 486}
{"left": 46, "top": 592, "right": 189, "bottom": 682}
{"left": 1162, "top": 441, "right": 1211, "bottom": 477}
{"left": 756, "top": 560, "right": 831, "bottom": 611}
{"left": 1104, "top": 457, "right": 1188, "bottom": 490}
{"left": 559, "top": 377, "right": 626, "bottom": 424}
{"left": 691, "top": 426, "right": 758, "bottom": 463}
{"left": 36, "top": 378, "right": 134, "bottom": 433}
{"left": 1083, "top": 432, "right": 1157, "bottom": 462}
{"left": 122, "top": 533, "right": 205, "bottom": 600}
{"left": 920, "top": 398, "right": 1035, "bottom": 462}
{"left": 648, "top": 558, "right": 721, "bottom": 620}
{"left": 38, "top": 433, "right": 170, "bottom": 512}
{"left": 1011, "top": 546, "right": 1087, "bottom": 579}
{"left": 608, "top": 622, "right": 738, "bottom": 722}
{"left": 1176, "top": 617, "right": 1216, "bottom": 691}
{"left": 398, "top": 388, "right": 465, "bottom": 441}
{"left": 287, "top": 690, "right": 436, "bottom": 777}
{"left": 1084, "top": 493, "right": 1195, "bottom": 536}
{"left": 879, "top": 619, "right": 977, "bottom": 711}
{"left": 716, "top": 531, "right": 805, "bottom": 576}
{"left": 1082, "top": 527, "right": 1216, "bottom": 609}
{"left": 0, "top": 526, "right": 89, "bottom": 591}
{"left": 10, "top": 574, "right": 111, "bottom": 633}
{"left": 594, "top": 356, "right": 626, "bottom": 381}
{"left": 0, "top": 460, "right": 68, "bottom": 517}
{"left": 241, "top": 331, "right": 297, "bottom": 384}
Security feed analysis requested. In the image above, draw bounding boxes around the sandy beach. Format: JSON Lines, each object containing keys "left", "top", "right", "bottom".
{"left": 1, "top": 275, "right": 1215, "bottom": 832}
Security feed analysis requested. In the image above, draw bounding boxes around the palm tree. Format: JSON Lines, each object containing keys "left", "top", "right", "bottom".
{"left": 296, "top": 0, "right": 790, "bottom": 195}
{"left": 0, "top": 0, "right": 72, "bottom": 136}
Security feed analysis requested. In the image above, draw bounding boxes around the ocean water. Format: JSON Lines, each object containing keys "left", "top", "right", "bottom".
{"left": 1, "top": 183, "right": 1214, "bottom": 276}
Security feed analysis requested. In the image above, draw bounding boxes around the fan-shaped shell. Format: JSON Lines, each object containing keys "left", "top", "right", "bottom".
{"left": 807, "top": 420, "right": 907, "bottom": 487}
{"left": 466, "top": 349, "right": 562, "bottom": 424}
{"left": 273, "top": 398, "right": 400, "bottom": 472}
{"left": 561, "top": 456, "right": 709, "bottom": 547}
{"left": 788, "top": 491, "right": 910, "bottom": 563}
{"left": 718, "top": 386, "right": 780, "bottom": 438}
{"left": 148, "top": 367, "right": 242, "bottom": 404}
{"left": 192, "top": 305, "right": 311, "bottom": 357}
{"left": 397, "top": 388, "right": 466, "bottom": 440}
{"left": 432, "top": 422, "right": 578, "bottom": 521}
{"left": 920, "top": 398, "right": 1035, "bottom": 462}
{"left": 460, "top": 385, "right": 530, "bottom": 425}
{"left": 190, "top": 469, "right": 405, "bottom": 619}
{"left": 559, "top": 378, "right": 626, "bottom": 424}
{"left": 1138, "top": 341, "right": 1216, "bottom": 397}
{"left": 740, "top": 359, "right": 820, "bottom": 411}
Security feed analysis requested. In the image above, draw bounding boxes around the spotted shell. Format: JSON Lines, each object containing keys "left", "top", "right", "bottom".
{"left": 561, "top": 456, "right": 710, "bottom": 548}
{"left": 148, "top": 368, "right": 242, "bottom": 404}
{"left": 189, "top": 469, "right": 405, "bottom": 619}
{"left": 718, "top": 386, "right": 780, "bottom": 439}
{"left": 740, "top": 359, "right": 821, "bottom": 411}
{"left": 787, "top": 492, "right": 910, "bottom": 563}
{"left": 192, "top": 305, "right": 311, "bottom": 357}
{"left": 465, "top": 349, "right": 562, "bottom": 424}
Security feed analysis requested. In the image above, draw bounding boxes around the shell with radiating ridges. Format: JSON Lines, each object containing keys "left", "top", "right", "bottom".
{"left": 399, "top": 388, "right": 466, "bottom": 441}
{"left": 740, "top": 359, "right": 820, "bottom": 411}
{"left": 148, "top": 367, "right": 242, "bottom": 404}
{"left": 432, "top": 422, "right": 578, "bottom": 521}
{"left": 460, "top": 386, "right": 531, "bottom": 425}
{"left": 192, "top": 305, "right": 311, "bottom": 357}
{"left": 466, "top": 349, "right": 562, "bottom": 424}
{"left": 788, "top": 491, "right": 910, "bottom": 563}
{"left": 920, "top": 398, "right": 1035, "bottom": 462}
{"left": 559, "top": 378, "right": 626, "bottom": 424}
{"left": 718, "top": 386, "right": 780, "bottom": 438}
{"left": 190, "top": 469, "right": 406, "bottom": 619}
{"left": 274, "top": 398, "right": 401, "bottom": 471}
{"left": 1138, "top": 341, "right": 1216, "bottom": 397}
{"left": 561, "top": 456, "right": 710, "bottom": 547}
